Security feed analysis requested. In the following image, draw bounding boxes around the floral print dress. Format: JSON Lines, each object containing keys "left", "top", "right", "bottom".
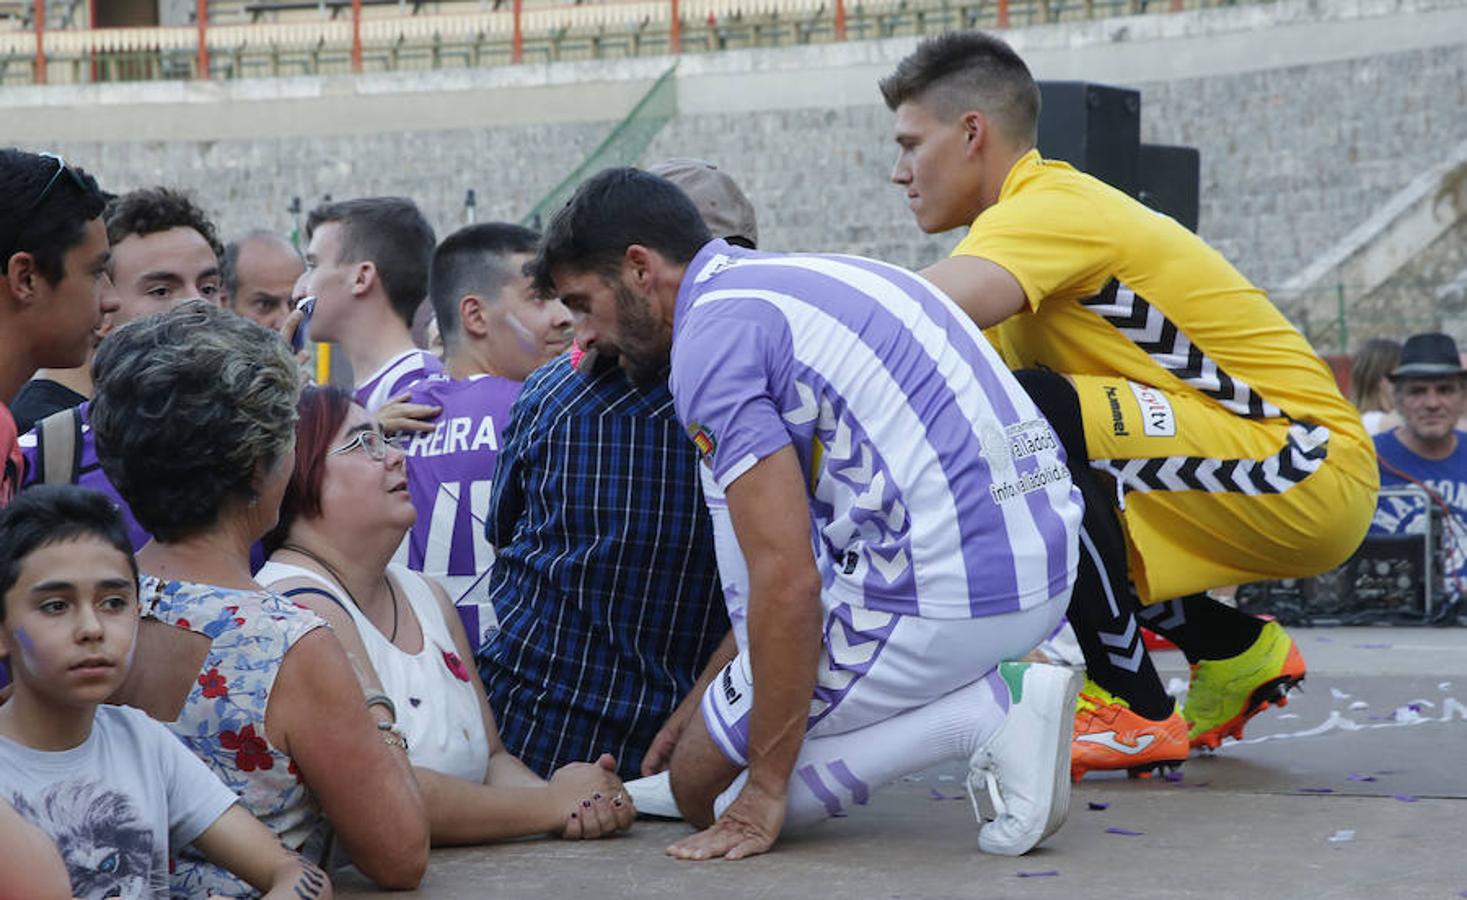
{"left": 141, "top": 576, "right": 327, "bottom": 898}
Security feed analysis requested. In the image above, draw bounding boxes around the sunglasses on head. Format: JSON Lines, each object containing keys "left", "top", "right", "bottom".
{"left": 2, "top": 153, "right": 92, "bottom": 269}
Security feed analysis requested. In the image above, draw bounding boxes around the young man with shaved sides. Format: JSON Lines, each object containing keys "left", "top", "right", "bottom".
{"left": 883, "top": 32, "right": 1377, "bottom": 777}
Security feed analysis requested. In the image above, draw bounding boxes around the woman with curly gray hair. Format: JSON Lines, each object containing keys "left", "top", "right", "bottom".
{"left": 91, "top": 301, "right": 428, "bottom": 895}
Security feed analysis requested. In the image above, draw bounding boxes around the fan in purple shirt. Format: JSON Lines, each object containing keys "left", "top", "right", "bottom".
{"left": 399, "top": 223, "right": 572, "bottom": 643}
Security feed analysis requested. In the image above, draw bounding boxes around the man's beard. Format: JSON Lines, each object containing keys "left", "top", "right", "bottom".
{"left": 611, "top": 279, "right": 672, "bottom": 388}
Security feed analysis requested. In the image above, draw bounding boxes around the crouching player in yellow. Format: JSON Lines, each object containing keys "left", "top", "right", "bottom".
{"left": 882, "top": 32, "right": 1377, "bottom": 778}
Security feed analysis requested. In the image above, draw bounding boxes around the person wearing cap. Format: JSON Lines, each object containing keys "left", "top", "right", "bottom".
{"left": 1371, "top": 332, "right": 1467, "bottom": 594}
{"left": 474, "top": 160, "right": 753, "bottom": 782}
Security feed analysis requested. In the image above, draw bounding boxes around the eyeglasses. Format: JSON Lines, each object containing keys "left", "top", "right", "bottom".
{"left": 328, "top": 427, "right": 391, "bottom": 461}
{"left": 2, "top": 153, "right": 92, "bottom": 269}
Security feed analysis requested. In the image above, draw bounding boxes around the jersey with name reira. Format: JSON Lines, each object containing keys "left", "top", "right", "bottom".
{"left": 669, "top": 240, "right": 1082, "bottom": 620}
{"left": 402, "top": 373, "right": 521, "bottom": 607}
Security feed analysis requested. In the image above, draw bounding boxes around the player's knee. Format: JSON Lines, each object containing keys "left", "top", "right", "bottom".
{"left": 668, "top": 719, "right": 735, "bottom": 828}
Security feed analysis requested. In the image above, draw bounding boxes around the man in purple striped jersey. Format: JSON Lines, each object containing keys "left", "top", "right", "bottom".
{"left": 398, "top": 222, "right": 572, "bottom": 645}
{"left": 303, "top": 197, "right": 443, "bottom": 412}
{"left": 530, "top": 167, "right": 1085, "bottom": 860}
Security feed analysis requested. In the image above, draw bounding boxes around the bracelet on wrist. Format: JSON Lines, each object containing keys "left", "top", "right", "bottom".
{"left": 364, "top": 690, "right": 397, "bottom": 723}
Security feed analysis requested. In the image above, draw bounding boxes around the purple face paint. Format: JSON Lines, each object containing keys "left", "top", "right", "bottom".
{"left": 12, "top": 627, "right": 40, "bottom": 672}
{"left": 503, "top": 308, "right": 540, "bottom": 356}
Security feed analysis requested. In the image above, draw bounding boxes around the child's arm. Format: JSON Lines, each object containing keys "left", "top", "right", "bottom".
{"left": 191, "top": 805, "right": 332, "bottom": 900}
{"left": 0, "top": 800, "right": 70, "bottom": 900}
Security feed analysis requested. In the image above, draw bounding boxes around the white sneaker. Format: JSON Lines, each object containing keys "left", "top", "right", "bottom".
{"left": 968, "top": 661, "right": 1083, "bottom": 856}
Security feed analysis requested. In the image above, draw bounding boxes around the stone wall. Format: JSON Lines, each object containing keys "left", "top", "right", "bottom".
{"left": 12, "top": 0, "right": 1467, "bottom": 297}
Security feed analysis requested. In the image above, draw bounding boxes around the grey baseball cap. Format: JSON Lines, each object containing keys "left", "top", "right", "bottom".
{"left": 647, "top": 158, "right": 758, "bottom": 248}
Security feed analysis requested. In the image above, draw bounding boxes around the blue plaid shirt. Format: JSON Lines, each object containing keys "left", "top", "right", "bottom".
{"left": 476, "top": 354, "right": 727, "bottom": 780}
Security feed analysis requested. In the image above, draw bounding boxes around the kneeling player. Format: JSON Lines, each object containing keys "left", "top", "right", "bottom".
{"left": 530, "top": 167, "right": 1085, "bottom": 859}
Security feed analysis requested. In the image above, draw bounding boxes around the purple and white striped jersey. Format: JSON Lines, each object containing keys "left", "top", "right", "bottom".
{"left": 354, "top": 348, "right": 445, "bottom": 412}
{"left": 669, "top": 240, "right": 1082, "bottom": 620}
{"left": 400, "top": 373, "right": 521, "bottom": 614}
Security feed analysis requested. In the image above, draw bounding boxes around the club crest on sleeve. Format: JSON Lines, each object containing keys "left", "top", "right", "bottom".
{"left": 688, "top": 420, "right": 718, "bottom": 461}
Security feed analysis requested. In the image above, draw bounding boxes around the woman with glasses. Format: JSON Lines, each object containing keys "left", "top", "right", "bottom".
{"left": 257, "top": 385, "right": 635, "bottom": 845}
{"left": 89, "top": 301, "right": 428, "bottom": 894}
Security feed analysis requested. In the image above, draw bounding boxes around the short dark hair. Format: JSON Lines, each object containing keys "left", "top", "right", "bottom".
{"left": 0, "top": 149, "right": 108, "bottom": 284}
{"left": 105, "top": 186, "right": 224, "bottom": 264}
{"left": 527, "top": 168, "right": 712, "bottom": 298}
{"left": 261, "top": 385, "right": 353, "bottom": 556}
{"left": 430, "top": 222, "right": 540, "bottom": 348}
{"left": 879, "top": 31, "right": 1042, "bottom": 147}
{"left": 0, "top": 485, "right": 137, "bottom": 620}
{"left": 91, "top": 300, "right": 301, "bottom": 543}
{"left": 306, "top": 197, "right": 435, "bottom": 328}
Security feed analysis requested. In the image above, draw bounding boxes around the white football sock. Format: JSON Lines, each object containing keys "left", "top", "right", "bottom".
{"left": 713, "top": 669, "right": 1010, "bottom": 829}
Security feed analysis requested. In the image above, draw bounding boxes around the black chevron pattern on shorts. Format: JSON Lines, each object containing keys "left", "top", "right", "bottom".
{"left": 1092, "top": 422, "right": 1330, "bottom": 496}
{"left": 1080, "top": 279, "right": 1283, "bottom": 420}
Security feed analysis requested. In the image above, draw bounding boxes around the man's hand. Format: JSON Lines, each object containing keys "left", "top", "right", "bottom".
{"left": 644, "top": 630, "right": 738, "bottom": 777}
{"left": 665, "top": 780, "right": 786, "bottom": 861}
{"left": 278, "top": 307, "right": 315, "bottom": 384}
{"left": 376, "top": 392, "right": 440, "bottom": 436}
{"left": 642, "top": 693, "right": 697, "bottom": 777}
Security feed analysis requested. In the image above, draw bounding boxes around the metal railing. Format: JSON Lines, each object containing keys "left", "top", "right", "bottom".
{"left": 0, "top": 0, "right": 1263, "bottom": 85}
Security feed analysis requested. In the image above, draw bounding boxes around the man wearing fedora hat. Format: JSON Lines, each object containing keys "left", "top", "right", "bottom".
{"left": 1372, "top": 332, "right": 1467, "bottom": 590}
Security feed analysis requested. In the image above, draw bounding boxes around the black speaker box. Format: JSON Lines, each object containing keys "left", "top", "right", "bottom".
{"left": 1139, "top": 143, "right": 1201, "bottom": 233}
{"left": 1036, "top": 81, "right": 1141, "bottom": 198}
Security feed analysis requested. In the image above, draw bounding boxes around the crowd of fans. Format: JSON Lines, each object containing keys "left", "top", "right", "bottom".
{"left": 0, "top": 26, "right": 1456, "bottom": 899}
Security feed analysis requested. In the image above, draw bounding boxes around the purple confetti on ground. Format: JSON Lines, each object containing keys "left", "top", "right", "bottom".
{"left": 1016, "top": 871, "right": 1060, "bottom": 878}
{"left": 1347, "top": 773, "right": 1378, "bottom": 782}
{"left": 928, "top": 788, "right": 946, "bottom": 801}
{"left": 1395, "top": 793, "right": 1418, "bottom": 803}
{"left": 1355, "top": 643, "right": 1393, "bottom": 649}
{"left": 1106, "top": 827, "right": 1144, "bottom": 836}
{"left": 1298, "top": 787, "right": 1334, "bottom": 794}
{"left": 1409, "top": 703, "right": 1425, "bottom": 713}
{"left": 1087, "top": 802, "right": 1109, "bottom": 811}
{"left": 1162, "top": 770, "right": 1184, "bottom": 783}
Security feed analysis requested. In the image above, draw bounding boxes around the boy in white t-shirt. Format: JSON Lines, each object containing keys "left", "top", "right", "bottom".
{"left": 0, "top": 485, "right": 331, "bottom": 900}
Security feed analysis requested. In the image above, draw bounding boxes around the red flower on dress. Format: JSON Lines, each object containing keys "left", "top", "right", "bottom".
{"left": 198, "top": 668, "right": 228, "bottom": 699}
{"left": 220, "top": 724, "right": 275, "bottom": 772}
{"left": 175, "top": 618, "right": 191, "bottom": 630}
{"left": 287, "top": 759, "right": 304, "bottom": 783}
{"left": 442, "top": 649, "right": 471, "bottom": 683}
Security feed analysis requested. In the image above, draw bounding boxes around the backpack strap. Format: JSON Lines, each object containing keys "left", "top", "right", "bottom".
{"left": 37, "top": 407, "right": 83, "bottom": 486}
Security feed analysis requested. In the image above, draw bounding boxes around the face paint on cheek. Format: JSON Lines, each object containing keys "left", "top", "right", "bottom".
{"left": 13, "top": 627, "right": 41, "bottom": 672}
{"left": 502, "top": 308, "right": 539, "bottom": 356}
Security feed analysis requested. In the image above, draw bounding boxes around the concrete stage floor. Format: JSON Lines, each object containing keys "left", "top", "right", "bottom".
{"left": 339, "top": 627, "right": 1467, "bottom": 899}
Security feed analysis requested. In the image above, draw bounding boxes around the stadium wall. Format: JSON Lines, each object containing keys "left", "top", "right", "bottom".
{"left": 4, "top": 0, "right": 1465, "bottom": 297}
